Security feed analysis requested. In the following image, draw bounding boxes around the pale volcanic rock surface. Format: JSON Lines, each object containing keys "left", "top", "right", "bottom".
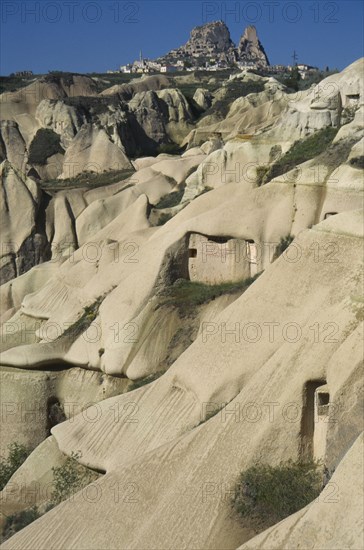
{"left": 0, "top": 59, "right": 363, "bottom": 550}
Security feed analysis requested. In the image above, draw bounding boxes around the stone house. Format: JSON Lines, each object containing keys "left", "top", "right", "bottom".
{"left": 187, "top": 233, "right": 258, "bottom": 284}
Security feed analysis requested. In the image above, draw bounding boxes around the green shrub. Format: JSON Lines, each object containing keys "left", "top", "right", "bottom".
{"left": 256, "top": 165, "right": 269, "bottom": 187}
{"left": 154, "top": 189, "right": 184, "bottom": 209}
{"left": 51, "top": 452, "right": 99, "bottom": 505}
{"left": 172, "top": 70, "right": 237, "bottom": 99}
{"left": 155, "top": 142, "right": 183, "bottom": 156}
{"left": 62, "top": 94, "right": 122, "bottom": 115}
{"left": 88, "top": 72, "right": 137, "bottom": 93}
{"left": 59, "top": 297, "right": 103, "bottom": 340}
{"left": 256, "top": 69, "right": 338, "bottom": 93}
{"left": 341, "top": 106, "right": 356, "bottom": 125}
{"left": 128, "top": 371, "right": 164, "bottom": 392}
{"left": 263, "top": 127, "right": 339, "bottom": 184}
{"left": 0, "top": 443, "right": 30, "bottom": 490}
{"left": 317, "top": 136, "right": 358, "bottom": 171}
{"left": 201, "top": 80, "right": 265, "bottom": 119}
{"left": 273, "top": 235, "right": 294, "bottom": 260}
{"left": 269, "top": 144, "right": 282, "bottom": 163}
{"left": 158, "top": 274, "right": 260, "bottom": 317}
{"left": 1, "top": 507, "right": 41, "bottom": 542}
{"left": 0, "top": 450, "right": 99, "bottom": 541}
{"left": 281, "top": 66, "right": 301, "bottom": 92}
{"left": 28, "top": 129, "right": 64, "bottom": 165}
{"left": 156, "top": 212, "right": 173, "bottom": 226}
{"left": 0, "top": 75, "right": 37, "bottom": 94}
{"left": 45, "top": 71, "right": 81, "bottom": 87}
{"left": 40, "top": 169, "right": 135, "bottom": 192}
{"left": 231, "top": 459, "right": 323, "bottom": 529}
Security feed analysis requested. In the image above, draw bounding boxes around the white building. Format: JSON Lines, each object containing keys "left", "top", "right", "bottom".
{"left": 160, "top": 65, "right": 178, "bottom": 73}
{"left": 120, "top": 65, "right": 132, "bottom": 73}
{"left": 236, "top": 61, "right": 258, "bottom": 70}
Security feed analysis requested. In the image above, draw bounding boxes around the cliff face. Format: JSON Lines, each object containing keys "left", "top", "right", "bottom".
{"left": 183, "top": 20, "right": 236, "bottom": 58}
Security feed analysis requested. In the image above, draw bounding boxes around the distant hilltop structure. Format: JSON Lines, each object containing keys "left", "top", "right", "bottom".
{"left": 156, "top": 21, "right": 269, "bottom": 70}
{"left": 10, "top": 70, "right": 33, "bottom": 77}
{"left": 167, "top": 20, "right": 236, "bottom": 65}
{"left": 115, "top": 21, "right": 318, "bottom": 77}
{"left": 237, "top": 25, "right": 270, "bottom": 67}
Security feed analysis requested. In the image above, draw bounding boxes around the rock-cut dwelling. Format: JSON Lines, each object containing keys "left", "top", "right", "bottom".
{"left": 300, "top": 380, "right": 331, "bottom": 461}
{"left": 187, "top": 233, "right": 258, "bottom": 284}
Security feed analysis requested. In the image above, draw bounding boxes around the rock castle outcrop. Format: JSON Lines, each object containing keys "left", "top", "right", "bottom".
{"left": 158, "top": 21, "right": 269, "bottom": 67}
{"left": 238, "top": 25, "right": 270, "bottom": 66}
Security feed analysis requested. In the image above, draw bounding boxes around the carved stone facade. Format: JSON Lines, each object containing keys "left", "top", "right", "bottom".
{"left": 188, "top": 233, "right": 257, "bottom": 284}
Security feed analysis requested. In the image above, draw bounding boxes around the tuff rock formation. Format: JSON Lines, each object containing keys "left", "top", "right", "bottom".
{"left": 0, "top": 162, "right": 49, "bottom": 285}
{"left": 176, "top": 20, "right": 236, "bottom": 63}
{"left": 0, "top": 73, "right": 194, "bottom": 183}
{"left": 0, "top": 58, "right": 363, "bottom": 550}
{"left": 238, "top": 25, "right": 270, "bottom": 66}
{"left": 59, "top": 124, "right": 133, "bottom": 179}
{"left": 158, "top": 21, "right": 269, "bottom": 67}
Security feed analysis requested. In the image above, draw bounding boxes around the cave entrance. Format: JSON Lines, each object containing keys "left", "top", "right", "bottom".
{"left": 345, "top": 94, "right": 359, "bottom": 107}
{"left": 206, "top": 236, "right": 229, "bottom": 244}
{"left": 324, "top": 212, "right": 338, "bottom": 219}
{"left": 313, "top": 385, "right": 330, "bottom": 461}
{"left": 246, "top": 240, "right": 257, "bottom": 277}
{"left": 300, "top": 380, "right": 330, "bottom": 461}
{"left": 46, "top": 397, "right": 66, "bottom": 434}
{"left": 187, "top": 233, "right": 253, "bottom": 284}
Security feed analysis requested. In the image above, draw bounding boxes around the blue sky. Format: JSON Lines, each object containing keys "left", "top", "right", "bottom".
{"left": 1, "top": 0, "right": 363, "bottom": 74}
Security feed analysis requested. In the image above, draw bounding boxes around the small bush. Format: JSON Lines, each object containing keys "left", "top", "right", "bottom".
{"left": 156, "top": 212, "right": 173, "bottom": 226}
{"left": 269, "top": 144, "right": 282, "bottom": 163}
{"left": 59, "top": 297, "right": 103, "bottom": 340}
{"left": 62, "top": 94, "right": 122, "bottom": 115}
{"left": 154, "top": 189, "right": 184, "bottom": 209}
{"left": 155, "top": 142, "right": 183, "bottom": 156}
{"left": 316, "top": 135, "right": 358, "bottom": 172}
{"left": 0, "top": 74, "right": 36, "bottom": 94}
{"left": 281, "top": 66, "right": 301, "bottom": 92}
{"left": 231, "top": 459, "right": 323, "bottom": 529}
{"left": 201, "top": 80, "right": 265, "bottom": 120}
{"left": 51, "top": 452, "right": 99, "bottom": 505}
{"left": 0, "top": 443, "right": 30, "bottom": 490}
{"left": 45, "top": 71, "right": 81, "bottom": 87}
{"left": 40, "top": 168, "right": 135, "bottom": 192}
{"left": 0, "top": 450, "right": 100, "bottom": 541}
{"left": 256, "top": 165, "right": 269, "bottom": 187}
{"left": 263, "top": 127, "right": 339, "bottom": 184}
{"left": 341, "top": 106, "right": 356, "bottom": 125}
{"left": 89, "top": 72, "right": 137, "bottom": 93}
{"left": 128, "top": 371, "right": 164, "bottom": 392}
{"left": 273, "top": 235, "right": 294, "bottom": 260}
{"left": 1, "top": 507, "right": 41, "bottom": 542}
{"left": 158, "top": 274, "right": 260, "bottom": 317}
{"left": 28, "top": 129, "right": 64, "bottom": 165}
